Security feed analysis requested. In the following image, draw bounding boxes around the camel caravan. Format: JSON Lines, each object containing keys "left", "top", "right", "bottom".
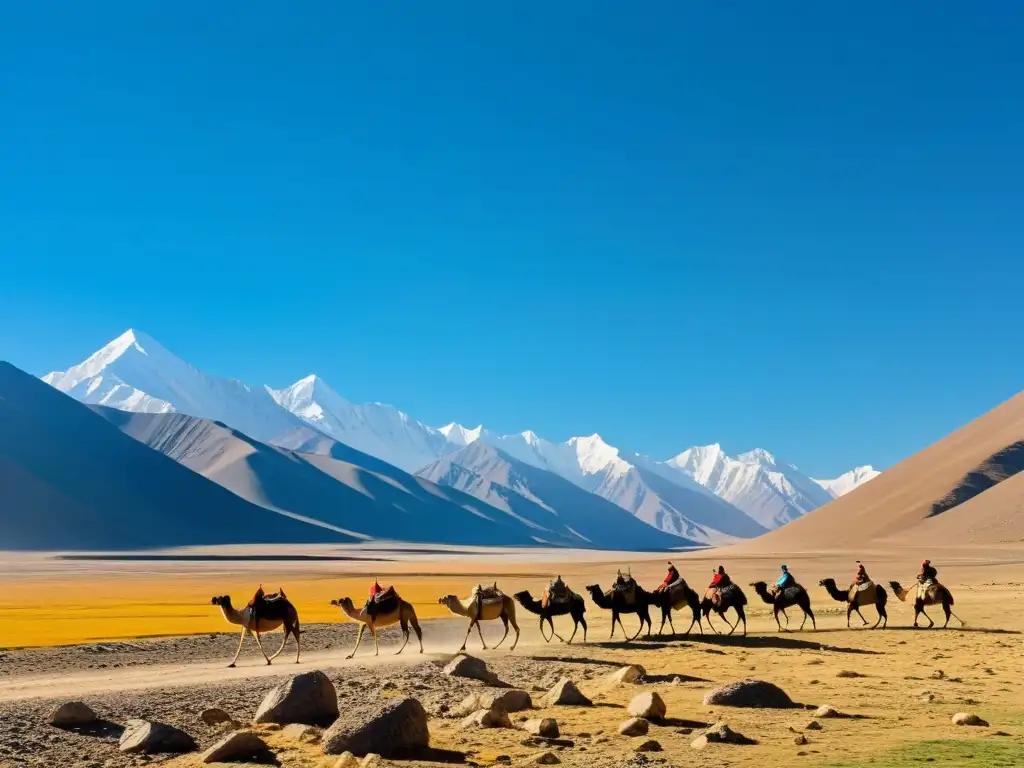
{"left": 209, "top": 559, "right": 963, "bottom": 666}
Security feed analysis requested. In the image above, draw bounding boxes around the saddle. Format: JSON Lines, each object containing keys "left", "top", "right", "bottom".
{"left": 472, "top": 582, "right": 505, "bottom": 606}
{"left": 542, "top": 578, "right": 574, "bottom": 608}
{"left": 609, "top": 573, "right": 637, "bottom": 605}
{"left": 367, "top": 585, "right": 399, "bottom": 616}
{"left": 848, "top": 580, "right": 875, "bottom": 601}
{"left": 248, "top": 586, "right": 287, "bottom": 609}
{"left": 916, "top": 579, "right": 938, "bottom": 601}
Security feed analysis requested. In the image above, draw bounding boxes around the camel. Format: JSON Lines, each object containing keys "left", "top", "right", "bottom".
{"left": 700, "top": 583, "right": 748, "bottom": 636}
{"left": 889, "top": 581, "right": 964, "bottom": 629}
{"left": 330, "top": 594, "right": 424, "bottom": 658}
{"left": 585, "top": 580, "right": 653, "bottom": 641}
{"left": 514, "top": 589, "right": 587, "bottom": 644}
{"left": 819, "top": 578, "right": 888, "bottom": 628}
{"left": 647, "top": 577, "right": 703, "bottom": 636}
{"left": 210, "top": 588, "right": 301, "bottom": 668}
{"left": 438, "top": 588, "right": 520, "bottom": 652}
{"left": 751, "top": 581, "right": 816, "bottom": 631}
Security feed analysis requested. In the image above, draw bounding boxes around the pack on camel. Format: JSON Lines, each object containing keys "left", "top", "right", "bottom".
{"left": 210, "top": 585, "right": 301, "bottom": 668}
{"left": 750, "top": 581, "right": 816, "bottom": 631}
{"left": 648, "top": 563, "right": 703, "bottom": 636}
{"left": 819, "top": 562, "right": 888, "bottom": 628}
{"left": 889, "top": 561, "right": 964, "bottom": 628}
{"left": 514, "top": 576, "right": 588, "bottom": 644}
{"left": 330, "top": 581, "right": 424, "bottom": 658}
{"left": 438, "top": 583, "right": 520, "bottom": 652}
{"left": 585, "top": 570, "right": 653, "bottom": 641}
{"left": 700, "top": 567, "right": 748, "bottom": 636}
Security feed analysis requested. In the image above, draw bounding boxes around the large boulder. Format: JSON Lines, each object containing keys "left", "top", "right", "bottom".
{"left": 200, "top": 730, "right": 268, "bottom": 763}
{"left": 119, "top": 719, "right": 197, "bottom": 754}
{"left": 442, "top": 654, "right": 497, "bottom": 683}
{"left": 952, "top": 713, "right": 989, "bottom": 727}
{"left": 456, "top": 689, "right": 532, "bottom": 716}
{"left": 606, "top": 665, "right": 646, "bottom": 685}
{"left": 461, "top": 708, "right": 513, "bottom": 729}
{"left": 253, "top": 671, "right": 339, "bottom": 726}
{"left": 542, "top": 678, "right": 591, "bottom": 706}
{"left": 322, "top": 698, "right": 429, "bottom": 757}
{"left": 522, "top": 719, "right": 559, "bottom": 738}
{"left": 48, "top": 702, "right": 97, "bottom": 728}
{"left": 702, "top": 679, "right": 794, "bottom": 708}
{"left": 627, "top": 692, "right": 666, "bottom": 720}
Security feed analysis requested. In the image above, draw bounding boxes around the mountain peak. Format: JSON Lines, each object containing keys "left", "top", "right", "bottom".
{"left": 738, "top": 447, "right": 777, "bottom": 466}
{"left": 439, "top": 422, "right": 484, "bottom": 447}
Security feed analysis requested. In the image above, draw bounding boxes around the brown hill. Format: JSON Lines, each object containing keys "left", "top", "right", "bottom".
{"left": 734, "top": 389, "right": 1024, "bottom": 552}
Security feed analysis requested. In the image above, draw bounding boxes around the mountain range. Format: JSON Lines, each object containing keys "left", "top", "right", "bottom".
{"left": 39, "top": 329, "right": 881, "bottom": 545}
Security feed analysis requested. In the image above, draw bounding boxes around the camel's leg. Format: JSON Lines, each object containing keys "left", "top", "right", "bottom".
{"left": 616, "top": 615, "right": 631, "bottom": 640}
{"left": 493, "top": 615, "right": 510, "bottom": 649}
{"left": 773, "top": 606, "right": 783, "bottom": 632}
{"left": 346, "top": 624, "right": 367, "bottom": 659}
{"left": 252, "top": 630, "right": 272, "bottom": 665}
{"left": 288, "top": 614, "right": 301, "bottom": 663}
{"left": 706, "top": 611, "right": 719, "bottom": 634}
{"left": 658, "top": 608, "right": 668, "bottom": 636}
{"left": 941, "top": 602, "right": 952, "bottom": 629}
{"left": 228, "top": 627, "right": 249, "bottom": 668}
{"left": 726, "top": 611, "right": 739, "bottom": 636}
{"left": 471, "top": 619, "right": 488, "bottom": 650}
{"left": 920, "top": 606, "right": 935, "bottom": 628}
{"left": 579, "top": 616, "right": 587, "bottom": 643}
{"left": 567, "top": 619, "right": 579, "bottom": 645}
{"left": 269, "top": 630, "right": 290, "bottom": 661}
{"left": 846, "top": 603, "right": 853, "bottom": 628}
{"left": 509, "top": 615, "right": 520, "bottom": 651}
{"left": 409, "top": 613, "right": 424, "bottom": 653}
{"left": 781, "top": 607, "right": 790, "bottom": 629}
{"left": 372, "top": 625, "right": 381, "bottom": 656}
{"left": 667, "top": 611, "right": 676, "bottom": 636}
{"left": 609, "top": 609, "right": 618, "bottom": 639}
{"left": 738, "top": 606, "right": 747, "bottom": 636}
{"left": 395, "top": 616, "right": 411, "bottom": 655}
{"left": 549, "top": 617, "right": 565, "bottom": 643}
{"left": 853, "top": 606, "right": 869, "bottom": 626}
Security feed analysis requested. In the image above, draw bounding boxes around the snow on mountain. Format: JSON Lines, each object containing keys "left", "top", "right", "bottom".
{"left": 44, "top": 329, "right": 303, "bottom": 442}
{"left": 814, "top": 466, "right": 881, "bottom": 498}
{"left": 663, "top": 443, "right": 835, "bottom": 529}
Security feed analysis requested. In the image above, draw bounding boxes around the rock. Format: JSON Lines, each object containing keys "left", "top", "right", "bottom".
{"left": 461, "top": 708, "right": 513, "bottom": 729}
{"left": 931, "top": 669, "right": 945, "bottom": 680}
{"left": 214, "top": 721, "right": 237, "bottom": 736}
{"left": 200, "top": 708, "right": 234, "bottom": 727}
{"left": 332, "top": 752, "right": 360, "bottom": 768}
{"left": 618, "top": 718, "right": 649, "bottom": 737}
{"left": 282, "top": 723, "right": 322, "bottom": 743}
{"left": 921, "top": 693, "right": 936, "bottom": 703}
{"left": 522, "top": 719, "right": 559, "bottom": 738}
{"left": 542, "top": 678, "right": 592, "bottom": 706}
{"left": 119, "top": 720, "right": 197, "bottom": 754}
{"left": 606, "top": 665, "right": 646, "bottom": 685}
{"left": 702, "top": 680, "right": 794, "bottom": 709}
{"left": 806, "top": 721, "right": 822, "bottom": 731}
{"left": 362, "top": 754, "right": 380, "bottom": 768}
{"left": 442, "top": 654, "right": 496, "bottom": 683}
{"left": 951, "top": 713, "right": 989, "bottom": 727}
{"left": 525, "top": 753, "right": 561, "bottom": 765}
{"left": 793, "top": 734, "right": 808, "bottom": 745}
{"left": 322, "top": 698, "right": 429, "bottom": 757}
{"left": 457, "top": 690, "right": 532, "bottom": 716}
{"left": 49, "top": 702, "right": 97, "bottom": 728}
{"left": 836, "top": 670, "right": 864, "bottom": 678}
{"left": 627, "top": 692, "right": 666, "bottom": 720}
{"left": 814, "top": 705, "right": 842, "bottom": 719}
{"left": 633, "top": 739, "right": 662, "bottom": 752}
{"left": 200, "top": 730, "right": 268, "bottom": 763}
{"left": 253, "top": 671, "right": 339, "bottom": 726}
{"left": 691, "top": 723, "right": 751, "bottom": 749}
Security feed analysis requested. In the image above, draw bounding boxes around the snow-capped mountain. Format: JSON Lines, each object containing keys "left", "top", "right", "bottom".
{"left": 814, "top": 466, "right": 880, "bottom": 498}
{"left": 43, "top": 329, "right": 879, "bottom": 545}
{"left": 43, "top": 329, "right": 304, "bottom": 443}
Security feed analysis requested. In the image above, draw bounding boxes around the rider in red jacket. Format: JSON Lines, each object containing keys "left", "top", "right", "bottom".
{"left": 655, "top": 562, "right": 680, "bottom": 592}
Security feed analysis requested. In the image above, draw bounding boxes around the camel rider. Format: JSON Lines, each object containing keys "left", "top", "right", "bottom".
{"left": 854, "top": 561, "right": 869, "bottom": 585}
{"left": 365, "top": 579, "right": 384, "bottom": 614}
{"left": 918, "top": 560, "right": 937, "bottom": 585}
{"left": 542, "top": 575, "right": 569, "bottom": 608}
{"left": 708, "top": 565, "right": 731, "bottom": 605}
{"left": 775, "top": 564, "right": 795, "bottom": 593}
{"left": 655, "top": 562, "right": 681, "bottom": 593}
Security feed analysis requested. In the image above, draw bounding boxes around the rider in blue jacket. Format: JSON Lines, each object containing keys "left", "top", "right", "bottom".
{"left": 775, "top": 564, "right": 795, "bottom": 592}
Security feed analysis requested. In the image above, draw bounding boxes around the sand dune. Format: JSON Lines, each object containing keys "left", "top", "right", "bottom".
{"left": 735, "top": 389, "right": 1024, "bottom": 551}
{"left": 0, "top": 362, "right": 353, "bottom": 549}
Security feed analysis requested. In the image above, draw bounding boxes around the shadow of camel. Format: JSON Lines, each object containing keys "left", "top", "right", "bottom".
{"left": 591, "top": 641, "right": 675, "bottom": 651}
{"left": 681, "top": 634, "right": 882, "bottom": 654}
{"left": 878, "top": 626, "right": 1020, "bottom": 635}
{"left": 525, "top": 655, "right": 624, "bottom": 667}
{"left": 643, "top": 673, "right": 712, "bottom": 684}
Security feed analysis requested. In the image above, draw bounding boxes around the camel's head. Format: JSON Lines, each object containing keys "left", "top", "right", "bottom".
{"left": 585, "top": 584, "right": 599, "bottom": 593}
{"left": 211, "top": 595, "right": 231, "bottom": 607}
{"left": 330, "top": 597, "right": 354, "bottom": 609}
{"left": 438, "top": 595, "right": 457, "bottom": 605}
{"left": 750, "top": 581, "right": 768, "bottom": 591}
{"left": 818, "top": 578, "right": 834, "bottom": 587}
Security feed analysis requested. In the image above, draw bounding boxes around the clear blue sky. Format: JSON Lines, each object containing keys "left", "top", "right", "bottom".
{"left": 2, "top": 2, "right": 1022, "bottom": 477}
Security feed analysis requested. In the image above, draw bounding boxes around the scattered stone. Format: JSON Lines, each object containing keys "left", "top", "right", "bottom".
{"left": 214, "top": 721, "right": 237, "bottom": 736}
{"left": 806, "top": 659, "right": 824, "bottom": 666}
{"left": 921, "top": 693, "right": 936, "bottom": 703}
{"left": 443, "top": 654, "right": 497, "bottom": 684}
{"left": 794, "top": 734, "right": 808, "bottom": 745}
{"left": 322, "top": 698, "right": 429, "bottom": 757}
{"left": 951, "top": 713, "right": 989, "bottom": 727}
{"left": 332, "top": 751, "right": 360, "bottom": 768}
{"left": 606, "top": 665, "right": 647, "bottom": 685}
{"left": 931, "top": 670, "right": 945, "bottom": 680}
{"left": 542, "top": 678, "right": 592, "bottom": 706}
{"left": 200, "top": 708, "right": 234, "bottom": 727}
{"left": 618, "top": 718, "right": 649, "bottom": 737}
{"left": 282, "top": 723, "right": 322, "bottom": 743}
{"left": 806, "top": 721, "right": 822, "bottom": 731}
{"left": 676, "top": 727, "right": 693, "bottom": 735}
{"left": 702, "top": 680, "right": 794, "bottom": 708}
{"left": 457, "top": 689, "right": 532, "bottom": 715}
{"left": 253, "top": 671, "right": 339, "bottom": 726}
{"left": 633, "top": 739, "right": 662, "bottom": 753}
{"left": 691, "top": 723, "right": 754, "bottom": 749}
{"left": 522, "top": 719, "right": 559, "bottom": 738}
{"left": 200, "top": 730, "right": 268, "bottom": 763}
{"left": 836, "top": 670, "right": 864, "bottom": 679}
{"left": 628, "top": 692, "right": 666, "bottom": 720}
{"left": 461, "top": 708, "right": 513, "bottom": 729}
{"left": 814, "top": 705, "right": 842, "bottom": 719}
{"left": 49, "top": 701, "right": 97, "bottom": 728}
{"left": 362, "top": 754, "right": 380, "bottom": 768}
{"left": 520, "top": 737, "right": 575, "bottom": 749}
{"left": 119, "top": 719, "right": 197, "bottom": 754}
{"left": 525, "top": 752, "right": 561, "bottom": 765}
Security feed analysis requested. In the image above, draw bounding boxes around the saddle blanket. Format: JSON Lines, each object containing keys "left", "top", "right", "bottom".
{"left": 472, "top": 583, "right": 505, "bottom": 605}
{"left": 917, "top": 579, "right": 937, "bottom": 601}
{"left": 848, "top": 580, "right": 875, "bottom": 601}
{"left": 373, "top": 586, "right": 397, "bottom": 603}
